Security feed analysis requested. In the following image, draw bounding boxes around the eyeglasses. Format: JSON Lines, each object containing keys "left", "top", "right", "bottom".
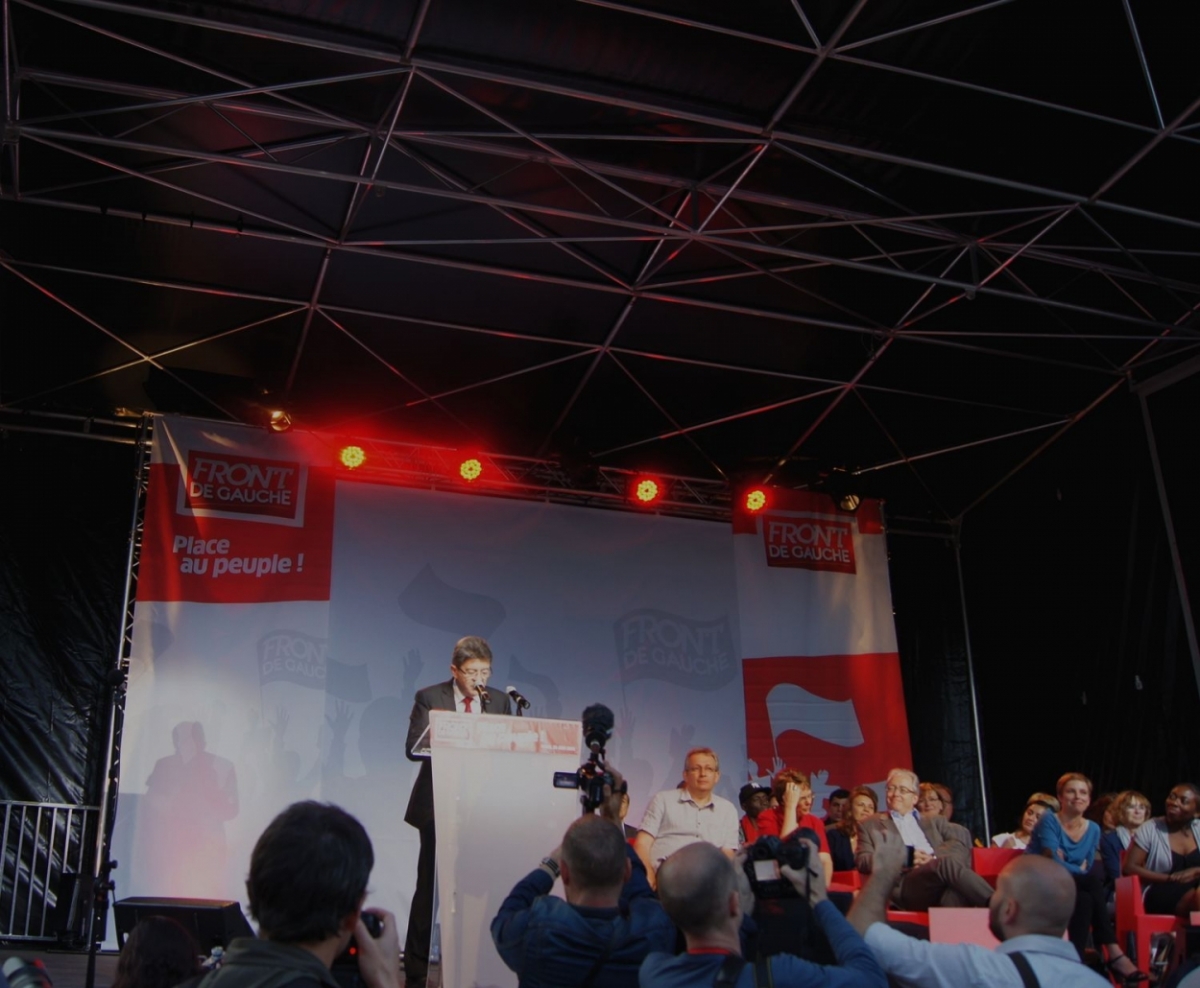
{"left": 918, "top": 794, "right": 942, "bottom": 803}
{"left": 885, "top": 785, "right": 917, "bottom": 795}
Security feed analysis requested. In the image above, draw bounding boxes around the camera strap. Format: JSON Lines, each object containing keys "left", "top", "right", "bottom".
{"left": 1008, "top": 952, "right": 1041, "bottom": 988}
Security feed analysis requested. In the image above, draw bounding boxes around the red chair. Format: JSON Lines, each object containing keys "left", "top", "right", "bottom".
{"left": 831, "top": 869, "right": 862, "bottom": 891}
{"left": 1114, "top": 875, "right": 1182, "bottom": 976}
{"left": 886, "top": 909, "right": 931, "bottom": 927}
{"left": 972, "top": 846, "right": 1023, "bottom": 887}
{"left": 833, "top": 868, "right": 927, "bottom": 923}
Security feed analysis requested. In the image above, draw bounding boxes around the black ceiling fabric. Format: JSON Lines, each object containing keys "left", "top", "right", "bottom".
{"left": 1, "top": 0, "right": 1197, "bottom": 520}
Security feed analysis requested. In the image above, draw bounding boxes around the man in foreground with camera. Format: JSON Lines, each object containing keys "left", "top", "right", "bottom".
{"left": 491, "top": 765, "right": 676, "bottom": 988}
{"left": 641, "top": 837, "right": 887, "bottom": 988}
{"left": 847, "top": 831, "right": 1110, "bottom": 987}
{"left": 193, "top": 801, "right": 400, "bottom": 988}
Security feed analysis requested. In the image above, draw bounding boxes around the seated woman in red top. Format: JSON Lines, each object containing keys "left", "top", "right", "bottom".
{"left": 755, "top": 768, "right": 833, "bottom": 883}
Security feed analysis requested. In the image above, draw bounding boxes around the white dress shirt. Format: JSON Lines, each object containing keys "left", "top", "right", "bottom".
{"left": 890, "top": 809, "right": 935, "bottom": 855}
{"left": 865, "top": 924, "right": 1110, "bottom": 988}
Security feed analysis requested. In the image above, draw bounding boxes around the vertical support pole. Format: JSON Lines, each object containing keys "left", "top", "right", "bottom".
{"left": 86, "top": 414, "right": 151, "bottom": 985}
{"left": 1137, "top": 392, "right": 1200, "bottom": 699}
{"left": 953, "top": 521, "right": 992, "bottom": 843}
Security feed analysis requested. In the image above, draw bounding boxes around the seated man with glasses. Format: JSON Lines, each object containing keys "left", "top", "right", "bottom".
{"left": 856, "top": 768, "right": 993, "bottom": 911}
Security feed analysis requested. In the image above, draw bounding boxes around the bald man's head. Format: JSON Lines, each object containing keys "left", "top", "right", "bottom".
{"left": 989, "top": 854, "right": 1076, "bottom": 941}
{"left": 657, "top": 843, "right": 739, "bottom": 938}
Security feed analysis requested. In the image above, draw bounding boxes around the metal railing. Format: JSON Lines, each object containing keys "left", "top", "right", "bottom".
{"left": 1, "top": 801, "right": 99, "bottom": 941}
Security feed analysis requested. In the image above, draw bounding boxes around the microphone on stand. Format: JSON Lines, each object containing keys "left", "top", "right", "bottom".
{"left": 474, "top": 684, "right": 491, "bottom": 709}
{"left": 505, "top": 686, "right": 532, "bottom": 710}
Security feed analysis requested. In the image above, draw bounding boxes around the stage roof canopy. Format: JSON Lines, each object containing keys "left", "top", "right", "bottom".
{"left": 2, "top": 0, "right": 1197, "bottom": 519}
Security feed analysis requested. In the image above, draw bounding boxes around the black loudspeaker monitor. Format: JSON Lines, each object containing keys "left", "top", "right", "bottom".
{"left": 113, "top": 897, "right": 255, "bottom": 951}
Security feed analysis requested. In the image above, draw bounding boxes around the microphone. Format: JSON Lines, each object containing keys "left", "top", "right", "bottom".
{"left": 505, "top": 686, "right": 532, "bottom": 710}
{"left": 474, "top": 684, "right": 490, "bottom": 709}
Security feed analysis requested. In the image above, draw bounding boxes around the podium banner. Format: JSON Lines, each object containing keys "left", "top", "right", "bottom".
{"left": 431, "top": 711, "right": 582, "bottom": 988}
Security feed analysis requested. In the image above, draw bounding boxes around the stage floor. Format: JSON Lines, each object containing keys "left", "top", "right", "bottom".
{"left": 0, "top": 951, "right": 434, "bottom": 988}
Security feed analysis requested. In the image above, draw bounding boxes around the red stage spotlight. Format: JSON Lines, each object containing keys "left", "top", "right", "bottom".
{"left": 632, "top": 477, "right": 662, "bottom": 505}
{"left": 745, "top": 488, "right": 768, "bottom": 512}
{"left": 340, "top": 446, "right": 365, "bottom": 469}
{"left": 460, "top": 458, "right": 483, "bottom": 482}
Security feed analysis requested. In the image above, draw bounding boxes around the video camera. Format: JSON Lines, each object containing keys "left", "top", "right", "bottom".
{"left": 552, "top": 704, "right": 621, "bottom": 812}
{"left": 742, "top": 835, "right": 810, "bottom": 900}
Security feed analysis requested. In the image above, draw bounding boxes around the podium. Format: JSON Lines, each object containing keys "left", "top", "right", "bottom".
{"left": 429, "top": 710, "right": 583, "bottom": 988}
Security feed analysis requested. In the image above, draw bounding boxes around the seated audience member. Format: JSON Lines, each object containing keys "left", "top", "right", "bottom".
{"left": 828, "top": 785, "right": 878, "bottom": 873}
{"left": 113, "top": 916, "right": 201, "bottom": 988}
{"left": 1026, "top": 771, "right": 1143, "bottom": 984}
{"left": 195, "top": 801, "right": 400, "bottom": 988}
{"left": 1100, "top": 790, "right": 1150, "bottom": 892}
{"left": 738, "top": 784, "right": 772, "bottom": 845}
{"left": 992, "top": 793, "right": 1060, "bottom": 850}
{"left": 917, "top": 783, "right": 954, "bottom": 822}
{"left": 847, "top": 830, "right": 1110, "bottom": 988}
{"left": 755, "top": 769, "right": 833, "bottom": 881}
{"left": 1123, "top": 782, "right": 1200, "bottom": 917}
{"left": 1088, "top": 792, "right": 1118, "bottom": 831}
{"left": 823, "top": 789, "right": 851, "bottom": 827}
{"left": 933, "top": 784, "right": 955, "bottom": 822}
{"left": 492, "top": 767, "right": 675, "bottom": 987}
{"left": 857, "top": 767, "right": 992, "bottom": 910}
{"left": 634, "top": 747, "right": 739, "bottom": 884}
{"left": 641, "top": 840, "right": 887, "bottom": 988}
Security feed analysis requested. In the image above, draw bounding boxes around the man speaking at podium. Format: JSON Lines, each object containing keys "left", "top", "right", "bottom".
{"left": 404, "top": 636, "right": 513, "bottom": 988}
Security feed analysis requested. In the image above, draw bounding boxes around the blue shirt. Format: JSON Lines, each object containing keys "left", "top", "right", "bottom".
{"left": 1025, "top": 813, "right": 1099, "bottom": 875}
{"left": 640, "top": 900, "right": 886, "bottom": 988}
{"left": 491, "top": 845, "right": 676, "bottom": 988}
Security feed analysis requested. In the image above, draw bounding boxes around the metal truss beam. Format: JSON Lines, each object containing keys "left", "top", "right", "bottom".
{"left": 21, "top": 70, "right": 1198, "bottom": 301}
{"left": 23, "top": 0, "right": 1200, "bottom": 234}
{"left": 0, "top": 254, "right": 1081, "bottom": 424}
{"left": 6, "top": 191, "right": 1172, "bottom": 384}
{"left": 17, "top": 125, "right": 1192, "bottom": 336}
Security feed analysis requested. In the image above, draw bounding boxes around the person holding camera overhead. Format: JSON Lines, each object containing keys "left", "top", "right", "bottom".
{"left": 644, "top": 838, "right": 887, "bottom": 988}
{"left": 491, "top": 764, "right": 675, "bottom": 988}
{"left": 856, "top": 767, "right": 993, "bottom": 911}
{"left": 633, "top": 747, "right": 740, "bottom": 887}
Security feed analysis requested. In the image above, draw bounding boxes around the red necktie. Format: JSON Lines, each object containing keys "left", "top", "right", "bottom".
{"left": 464, "top": 696, "right": 473, "bottom": 713}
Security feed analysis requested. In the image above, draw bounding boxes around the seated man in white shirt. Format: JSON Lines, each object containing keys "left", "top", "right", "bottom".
{"left": 856, "top": 768, "right": 992, "bottom": 910}
{"left": 633, "top": 747, "right": 739, "bottom": 886}
{"left": 847, "top": 831, "right": 1110, "bottom": 988}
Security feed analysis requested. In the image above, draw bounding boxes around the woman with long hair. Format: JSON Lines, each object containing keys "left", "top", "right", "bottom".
{"left": 827, "top": 785, "right": 878, "bottom": 872}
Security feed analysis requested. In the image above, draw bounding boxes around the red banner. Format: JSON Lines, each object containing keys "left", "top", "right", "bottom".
{"left": 138, "top": 452, "right": 335, "bottom": 604}
{"left": 743, "top": 652, "right": 912, "bottom": 788}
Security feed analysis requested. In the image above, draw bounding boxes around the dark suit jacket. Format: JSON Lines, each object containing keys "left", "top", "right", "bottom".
{"left": 404, "top": 680, "right": 513, "bottom": 829}
{"left": 855, "top": 812, "right": 972, "bottom": 873}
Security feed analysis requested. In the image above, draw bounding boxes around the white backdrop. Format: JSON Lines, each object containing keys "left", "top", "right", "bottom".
{"left": 114, "top": 416, "right": 746, "bottom": 943}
